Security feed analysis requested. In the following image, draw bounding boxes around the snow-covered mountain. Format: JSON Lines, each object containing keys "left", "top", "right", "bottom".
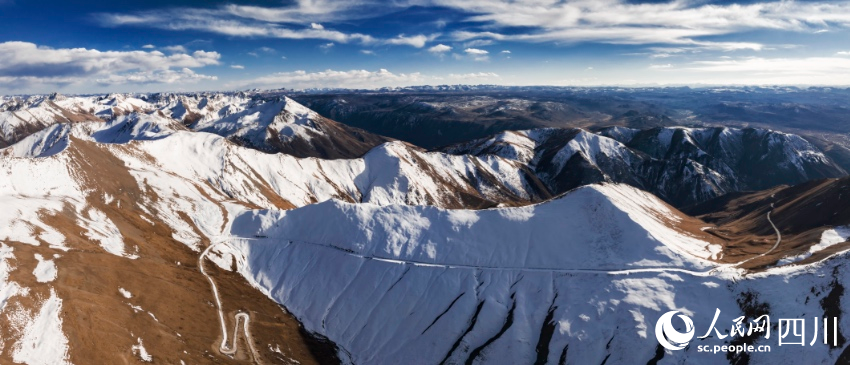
{"left": 444, "top": 126, "right": 846, "bottom": 207}
{"left": 222, "top": 183, "right": 850, "bottom": 364}
{"left": 0, "top": 115, "right": 555, "bottom": 363}
{"left": 2, "top": 91, "right": 850, "bottom": 364}
{"left": 1, "top": 92, "right": 391, "bottom": 158}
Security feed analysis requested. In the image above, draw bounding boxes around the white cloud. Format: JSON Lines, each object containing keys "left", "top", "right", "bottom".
{"left": 446, "top": 72, "right": 500, "bottom": 81}
{"left": 436, "top": 0, "right": 850, "bottom": 51}
{"left": 837, "top": 51, "right": 850, "bottom": 56}
{"left": 428, "top": 44, "right": 452, "bottom": 53}
{"left": 0, "top": 42, "right": 219, "bottom": 87}
{"left": 96, "top": 68, "right": 216, "bottom": 85}
{"left": 383, "top": 34, "right": 436, "bottom": 48}
{"left": 162, "top": 45, "right": 188, "bottom": 53}
{"left": 464, "top": 48, "right": 488, "bottom": 55}
{"left": 649, "top": 64, "right": 673, "bottom": 69}
{"left": 462, "top": 39, "right": 495, "bottom": 48}
{"left": 229, "top": 68, "right": 503, "bottom": 90}
{"left": 360, "top": 50, "right": 376, "bottom": 55}
{"left": 671, "top": 56, "right": 850, "bottom": 85}
{"left": 99, "top": 1, "right": 850, "bottom": 52}
{"left": 688, "top": 57, "right": 850, "bottom": 73}
{"left": 142, "top": 44, "right": 155, "bottom": 49}
{"left": 223, "top": 1, "right": 398, "bottom": 24}
{"left": 319, "top": 42, "right": 334, "bottom": 50}
{"left": 98, "top": 9, "right": 432, "bottom": 48}
{"left": 463, "top": 48, "right": 490, "bottom": 61}
{"left": 231, "top": 65, "right": 245, "bottom": 69}
{"left": 500, "top": 50, "right": 511, "bottom": 54}
{"left": 228, "top": 68, "right": 427, "bottom": 89}
{"left": 257, "top": 46, "right": 275, "bottom": 53}
{"left": 100, "top": 11, "right": 378, "bottom": 44}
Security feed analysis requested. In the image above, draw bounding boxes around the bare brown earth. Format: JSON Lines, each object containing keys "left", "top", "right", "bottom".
{"left": 688, "top": 177, "right": 850, "bottom": 270}
{"left": 0, "top": 137, "right": 337, "bottom": 364}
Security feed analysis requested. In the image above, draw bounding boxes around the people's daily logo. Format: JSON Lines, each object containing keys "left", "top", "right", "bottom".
{"left": 655, "top": 311, "right": 695, "bottom": 350}
{"left": 654, "top": 308, "right": 839, "bottom": 354}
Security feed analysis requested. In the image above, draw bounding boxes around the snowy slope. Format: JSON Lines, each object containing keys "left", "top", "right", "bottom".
{"left": 225, "top": 185, "right": 850, "bottom": 365}
{"left": 0, "top": 116, "right": 546, "bottom": 254}
{"left": 230, "top": 184, "right": 717, "bottom": 270}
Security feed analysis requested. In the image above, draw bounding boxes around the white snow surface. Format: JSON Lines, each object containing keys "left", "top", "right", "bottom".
{"left": 131, "top": 337, "right": 153, "bottom": 362}
{"left": 0, "top": 243, "right": 23, "bottom": 312}
{"left": 32, "top": 254, "right": 57, "bottom": 283}
{"left": 226, "top": 193, "right": 850, "bottom": 365}
{"left": 231, "top": 184, "right": 715, "bottom": 270}
{"left": 12, "top": 289, "right": 71, "bottom": 365}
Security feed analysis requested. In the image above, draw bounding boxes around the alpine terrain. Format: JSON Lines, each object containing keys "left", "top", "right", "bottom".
{"left": 1, "top": 91, "right": 849, "bottom": 365}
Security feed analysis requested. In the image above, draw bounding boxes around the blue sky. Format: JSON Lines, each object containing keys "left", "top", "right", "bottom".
{"left": 2, "top": 0, "right": 850, "bottom": 93}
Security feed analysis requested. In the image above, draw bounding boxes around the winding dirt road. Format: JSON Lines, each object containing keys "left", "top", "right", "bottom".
{"left": 200, "top": 241, "right": 262, "bottom": 364}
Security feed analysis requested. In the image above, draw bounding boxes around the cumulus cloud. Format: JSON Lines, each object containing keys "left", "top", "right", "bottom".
{"left": 228, "top": 68, "right": 427, "bottom": 89}
{"left": 0, "top": 41, "right": 219, "bottom": 89}
{"left": 231, "top": 65, "right": 245, "bottom": 69}
{"left": 360, "top": 50, "right": 376, "bottom": 55}
{"left": 500, "top": 50, "right": 511, "bottom": 54}
{"left": 428, "top": 44, "right": 452, "bottom": 53}
{"left": 142, "top": 44, "right": 155, "bottom": 49}
{"left": 319, "top": 42, "right": 335, "bottom": 50}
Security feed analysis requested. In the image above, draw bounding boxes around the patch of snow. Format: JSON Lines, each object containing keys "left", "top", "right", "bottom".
{"left": 78, "top": 207, "right": 136, "bottom": 259}
{"left": 12, "top": 289, "right": 71, "bottom": 365}
{"left": 119, "top": 287, "right": 132, "bottom": 299}
{"left": 777, "top": 225, "right": 850, "bottom": 265}
{"left": 32, "top": 254, "right": 57, "bottom": 283}
{"left": 131, "top": 337, "right": 153, "bottom": 362}
{"left": 0, "top": 243, "right": 23, "bottom": 311}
